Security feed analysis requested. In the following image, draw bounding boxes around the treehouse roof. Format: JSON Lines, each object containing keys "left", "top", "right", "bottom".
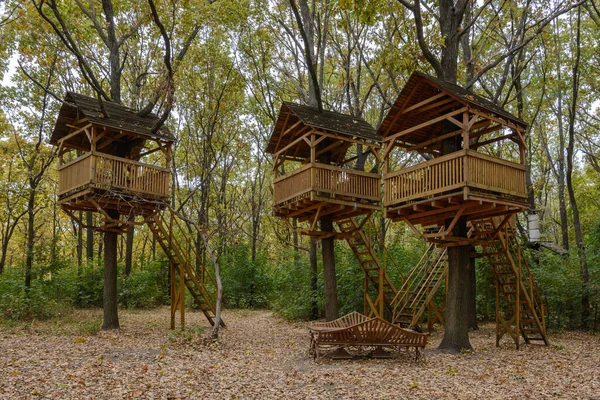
{"left": 266, "top": 102, "right": 380, "bottom": 161}
{"left": 378, "top": 72, "right": 527, "bottom": 149}
{"left": 50, "top": 92, "right": 175, "bottom": 146}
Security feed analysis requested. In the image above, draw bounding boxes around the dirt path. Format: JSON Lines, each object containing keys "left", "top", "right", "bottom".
{"left": 1, "top": 308, "right": 599, "bottom": 399}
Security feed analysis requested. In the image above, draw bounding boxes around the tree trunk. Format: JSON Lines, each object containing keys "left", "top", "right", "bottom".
{"left": 124, "top": 225, "right": 134, "bottom": 275}
{"left": 86, "top": 211, "right": 94, "bottom": 261}
{"left": 310, "top": 236, "right": 319, "bottom": 320}
{"left": 566, "top": 8, "right": 590, "bottom": 329}
{"left": 439, "top": 218, "right": 473, "bottom": 351}
{"left": 321, "top": 214, "right": 338, "bottom": 321}
{"left": 467, "top": 249, "right": 478, "bottom": 331}
{"left": 25, "top": 189, "right": 36, "bottom": 289}
{"left": 102, "top": 210, "right": 120, "bottom": 330}
{"left": 0, "top": 245, "right": 7, "bottom": 275}
{"left": 77, "top": 211, "right": 83, "bottom": 268}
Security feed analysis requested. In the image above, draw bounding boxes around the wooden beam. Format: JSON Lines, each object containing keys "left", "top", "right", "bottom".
{"left": 57, "top": 123, "right": 93, "bottom": 146}
{"left": 384, "top": 107, "right": 468, "bottom": 145}
{"left": 383, "top": 81, "right": 422, "bottom": 137}
{"left": 400, "top": 92, "right": 447, "bottom": 115}
{"left": 274, "top": 130, "right": 313, "bottom": 159}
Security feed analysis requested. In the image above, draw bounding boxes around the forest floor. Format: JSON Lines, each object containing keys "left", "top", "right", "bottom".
{"left": 0, "top": 308, "right": 599, "bottom": 399}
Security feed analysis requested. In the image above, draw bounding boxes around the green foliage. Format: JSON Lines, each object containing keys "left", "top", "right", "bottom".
{"left": 74, "top": 265, "right": 104, "bottom": 308}
{"left": 221, "top": 243, "right": 271, "bottom": 309}
{"left": 269, "top": 247, "right": 319, "bottom": 320}
{"left": 522, "top": 248, "right": 584, "bottom": 330}
{"left": 118, "top": 260, "right": 169, "bottom": 308}
{"left": 0, "top": 268, "right": 72, "bottom": 321}
{"left": 0, "top": 258, "right": 170, "bottom": 321}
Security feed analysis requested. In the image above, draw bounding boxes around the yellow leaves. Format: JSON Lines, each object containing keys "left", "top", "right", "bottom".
{"left": 446, "top": 365, "right": 458, "bottom": 375}
{"left": 73, "top": 336, "right": 86, "bottom": 344}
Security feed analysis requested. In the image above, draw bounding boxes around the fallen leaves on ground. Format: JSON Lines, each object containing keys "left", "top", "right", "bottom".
{"left": 1, "top": 308, "right": 599, "bottom": 399}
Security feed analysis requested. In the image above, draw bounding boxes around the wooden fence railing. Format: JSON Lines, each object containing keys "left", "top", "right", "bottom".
{"left": 58, "top": 152, "right": 170, "bottom": 198}
{"left": 273, "top": 163, "right": 380, "bottom": 205}
{"left": 384, "top": 150, "right": 526, "bottom": 206}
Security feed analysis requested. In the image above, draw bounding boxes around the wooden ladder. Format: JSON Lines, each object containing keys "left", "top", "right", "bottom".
{"left": 145, "top": 207, "right": 223, "bottom": 328}
{"left": 335, "top": 216, "right": 398, "bottom": 319}
{"left": 390, "top": 243, "right": 447, "bottom": 329}
{"left": 471, "top": 217, "right": 548, "bottom": 348}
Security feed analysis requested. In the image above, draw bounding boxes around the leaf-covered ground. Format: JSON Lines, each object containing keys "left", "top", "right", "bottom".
{"left": 1, "top": 308, "right": 598, "bottom": 399}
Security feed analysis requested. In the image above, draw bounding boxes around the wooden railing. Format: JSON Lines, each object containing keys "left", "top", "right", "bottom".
{"left": 94, "top": 153, "right": 170, "bottom": 197}
{"left": 273, "top": 163, "right": 380, "bottom": 205}
{"left": 384, "top": 150, "right": 526, "bottom": 206}
{"left": 58, "top": 152, "right": 170, "bottom": 198}
{"left": 58, "top": 153, "right": 93, "bottom": 195}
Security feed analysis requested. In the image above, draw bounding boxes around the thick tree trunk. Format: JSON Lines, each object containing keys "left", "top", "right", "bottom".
{"left": 439, "top": 218, "right": 473, "bottom": 351}
{"left": 310, "top": 237, "right": 319, "bottom": 320}
{"left": 102, "top": 210, "right": 120, "bottom": 330}
{"left": 321, "top": 215, "right": 338, "bottom": 321}
{"left": 467, "top": 249, "right": 478, "bottom": 331}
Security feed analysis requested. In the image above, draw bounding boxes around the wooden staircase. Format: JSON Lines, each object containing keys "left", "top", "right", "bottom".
{"left": 471, "top": 216, "right": 548, "bottom": 347}
{"left": 391, "top": 242, "right": 447, "bottom": 329}
{"left": 335, "top": 216, "right": 398, "bottom": 319}
{"left": 145, "top": 207, "right": 222, "bottom": 328}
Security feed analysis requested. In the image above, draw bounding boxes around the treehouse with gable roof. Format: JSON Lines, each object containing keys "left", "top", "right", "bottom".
{"left": 380, "top": 72, "right": 529, "bottom": 243}
{"left": 268, "top": 102, "right": 383, "bottom": 236}
{"left": 51, "top": 92, "right": 173, "bottom": 231}
{"left": 51, "top": 92, "right": 222, "bottom": 328}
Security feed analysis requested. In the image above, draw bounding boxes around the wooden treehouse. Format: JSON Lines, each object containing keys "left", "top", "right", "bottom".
{"left": 268, "top": 102, "right": 382, "bottom": 234}
{"left": 52, "top": 92, "right": 172, "bottom": 230}
{"left": 267, "top": 102, "right": 401, "bottom": 319}
{"left": 51, "top": 92, "right": 221, "bottom": 328}
{"left": 381, "top": 72, "right": 547, "bottom": 347}
{"left": 381, "top": 72, "right": 529, "bottom": 243}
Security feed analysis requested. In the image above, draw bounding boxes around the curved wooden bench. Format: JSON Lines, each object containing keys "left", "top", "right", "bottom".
{"left": 310, "top": 311, "right": 370, "bottom": 329}
{"left": 309, "top": 313, "right": 427, "bottom": 360}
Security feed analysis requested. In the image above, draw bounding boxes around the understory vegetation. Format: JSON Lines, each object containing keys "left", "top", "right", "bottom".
{"left": 1, "top": 230, "right": 598, "bottom": 333}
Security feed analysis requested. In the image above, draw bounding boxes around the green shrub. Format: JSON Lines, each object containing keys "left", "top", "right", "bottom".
{"left": 119, "top": 260, "right": 169, "bottom": 308}
{"left": 269, "top": 247, "right": 319, "bottom": 320}
{"left": 221, "top": 243, "right": 271, "bottom": 309}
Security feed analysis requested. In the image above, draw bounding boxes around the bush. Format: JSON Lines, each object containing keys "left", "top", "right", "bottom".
{"left": 119, "top": 260, "right": 169, "bottom": 308}
{"left": 0, "top": 268, "right": 72, "bottom": 321}
{"left": 221, "top": 243, "right": 272, "bottom": 309}
{"left": 269, "top": 247, "right": 319, "bottom": 320}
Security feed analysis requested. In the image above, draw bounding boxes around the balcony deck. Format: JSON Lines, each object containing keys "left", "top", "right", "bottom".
{"left": 58, "top": 152, "right": 170, "bottom": 216}
{"left": 384, "top": 149, "right": 528, "bottom": 227}
{"left": 273, "top": 163, "right": 381, "bottom": 225}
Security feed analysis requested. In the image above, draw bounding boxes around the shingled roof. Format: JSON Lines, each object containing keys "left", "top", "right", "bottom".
{"left": 378, "top": 72, "right": 527, "bottom": 147}
{"left": 266, "top": 102, "right": 380, "bottom": 159}
{"left": 50, "top": 92, "right": 174, "bottom": 145}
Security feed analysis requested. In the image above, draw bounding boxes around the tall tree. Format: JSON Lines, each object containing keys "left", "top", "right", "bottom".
{"left": 565, "top": 6, "right": 590, "bottom": 328}
{"left": 395, "top": 0, "right": 581, "bottom": 352}
{"left": 31, "top": 0, "right": 205, "bottom": 329}
{"left": 288, "top": 0, "right": 339, "bottom": 320}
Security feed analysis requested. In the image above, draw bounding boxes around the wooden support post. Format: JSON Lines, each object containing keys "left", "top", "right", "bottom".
{"left": 515, "top": 245, "right": 521, "bottom": 350}
{"left": 170, "top": 261, "right": 176, "bottom": 329}
{"left": 180, "top": 258, "right": 185, "bottom": 329}
{"left": 364, "top": 275, "right": 369, "bottom": 317}
{"left": 378, "top": 259, "right": 384, "bottom": 319}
